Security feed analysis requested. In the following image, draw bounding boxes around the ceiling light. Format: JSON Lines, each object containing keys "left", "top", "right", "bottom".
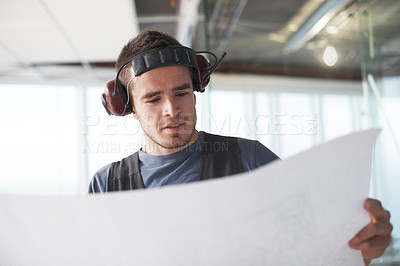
{"left": 323, "top": 46, "right": 338, "bottom": 66}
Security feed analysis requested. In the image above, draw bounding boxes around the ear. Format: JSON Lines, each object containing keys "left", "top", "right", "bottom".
{"left": 131, "top": 104, "right": 138, "bottom": 120}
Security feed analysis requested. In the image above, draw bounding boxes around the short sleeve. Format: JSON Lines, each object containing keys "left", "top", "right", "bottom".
{"left": 238, "top": 138, "right": 279, "bottom": 171}
{"left": 88, "top": 164, "right": 111, "bottom": 193}
{"left": 253, "top": 140, "right": 280, "bottom": 168}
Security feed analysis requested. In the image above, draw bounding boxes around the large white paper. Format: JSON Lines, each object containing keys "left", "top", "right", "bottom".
{"left": 0, "top": 129, "right": 379, "bottom": 266}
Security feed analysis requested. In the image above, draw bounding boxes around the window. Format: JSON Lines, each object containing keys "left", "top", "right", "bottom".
{"left": 0, "top": 84, "right": 80, "bottom": 195}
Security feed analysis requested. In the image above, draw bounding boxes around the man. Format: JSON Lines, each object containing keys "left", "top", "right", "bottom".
{"left": 89, "top": 30, "right": 392, "bottom": 264}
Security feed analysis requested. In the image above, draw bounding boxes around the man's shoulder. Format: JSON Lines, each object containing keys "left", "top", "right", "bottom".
{"left": 202, "top": 132, "right": 262, "bottom": 148}
{"left": 235, "top": 136, "right": 269, "bottom": 155}
{"left": 88, "top": 163, "right": 112, "bottom": 193}
{"left": 201, "top": 132, "right": 242, "bottom": 152}
{"left": 88, "top": 151, "right": 141, "bottom": 193}
{"left": 201, "top": 132, "right": 265, "bottom": 150}
{"left": 234, "top": 135, "right": 279, "bottom": 170}
{"left": 201, "top": 132, "right": 279, "bottom": 166}
{"left": 202, "top": 132, "right": 260, "bottom": 144}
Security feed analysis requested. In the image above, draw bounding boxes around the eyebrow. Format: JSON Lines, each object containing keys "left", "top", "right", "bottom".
{"left": 140, "top": 83, "right": 192, "bottom": 101}
{"left": 173, "top": 83, "right": 192, "bottom": 92}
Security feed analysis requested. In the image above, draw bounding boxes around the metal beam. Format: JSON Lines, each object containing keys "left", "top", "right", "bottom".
{"left": 176, "top": 0, "right": 201, "bottom": 47}
{"left": 284, "top": 0, "right": 351, "bottom": 53}
{"left": 138, "top": 14, "right": 205, "bottom": 24}
{"left": 208, "top": 0, "right": 248, "bottom": 54}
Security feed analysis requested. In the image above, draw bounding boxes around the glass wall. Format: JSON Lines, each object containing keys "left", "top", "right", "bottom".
{"left": 208, "top": 88, "right": 363, "bottom": 158}
{"left": 360, "top": 0, "right": 400, "bottom": 264}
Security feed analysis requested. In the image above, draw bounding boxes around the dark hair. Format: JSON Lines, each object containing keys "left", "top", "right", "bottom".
{"left": 116, "top": 30, "right": 181, "bottom": 88}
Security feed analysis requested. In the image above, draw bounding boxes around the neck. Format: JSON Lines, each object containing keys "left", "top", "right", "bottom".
{"left": 143, "top": 130, "right": 199, "bottom": 155}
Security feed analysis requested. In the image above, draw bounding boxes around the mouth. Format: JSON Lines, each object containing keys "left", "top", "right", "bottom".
{"left": 162, "top": 122, "right": 185, "bottom": 131}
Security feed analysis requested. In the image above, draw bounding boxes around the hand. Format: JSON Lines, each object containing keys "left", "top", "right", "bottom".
{"left": 348, "top": 198, "right": 393, "bottom": 265}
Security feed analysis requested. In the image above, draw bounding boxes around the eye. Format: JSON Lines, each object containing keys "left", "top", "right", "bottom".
{"left": 176, "top": 92, "right": 189, "bottom": 97}
{"left": 147, "top": 97, "right": 160, "bottom": 103}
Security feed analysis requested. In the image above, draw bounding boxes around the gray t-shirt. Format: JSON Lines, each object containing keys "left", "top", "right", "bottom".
{"left": 88, "top": 132, "right": 278, "bottom": 193}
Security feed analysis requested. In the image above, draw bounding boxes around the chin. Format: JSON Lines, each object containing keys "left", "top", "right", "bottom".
{"left": 165, "top": 139, "right": 189, "bottom": 149}
{"left": 164, "top": 133, "right": 193, "bottom": 148}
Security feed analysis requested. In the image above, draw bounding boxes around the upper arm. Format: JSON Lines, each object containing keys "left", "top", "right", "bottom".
{"left": 254, "top": 141, "right": 280, "bottom": 168}
{"left": 238, "top": 139, "right": 279, "bottom": 171}
{"left": 88, "top": 164, "right": 111, "bottom": 194}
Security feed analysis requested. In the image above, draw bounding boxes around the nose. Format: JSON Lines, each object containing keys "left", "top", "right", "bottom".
{"left": 162, "top": 97, "right": 179, "bottom": 117}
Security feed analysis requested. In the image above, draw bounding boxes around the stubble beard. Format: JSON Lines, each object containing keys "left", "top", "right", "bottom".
{"left": 142, "top": 115, "right": 197, "bottom": 153}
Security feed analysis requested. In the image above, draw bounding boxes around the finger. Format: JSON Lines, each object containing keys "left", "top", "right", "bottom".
{"left": 356, "top": 234, "right": 391, "bottom": 250}
{"left": 364, "top": 198, "right": 390, "bottom": 222}
{"left": 356, "top": 236, "right": 391, "bottom": 259}
{"left": 349, "top": 222, "right": 393, "bottom": 247}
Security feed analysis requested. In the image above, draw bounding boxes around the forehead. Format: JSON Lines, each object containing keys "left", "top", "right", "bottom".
{"left": 131, "top": 65, "right": 192, "bottom": 93}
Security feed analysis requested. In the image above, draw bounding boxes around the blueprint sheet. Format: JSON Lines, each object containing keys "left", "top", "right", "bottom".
{"left": 0, "top": 129, "right": 379, "bottom": 266}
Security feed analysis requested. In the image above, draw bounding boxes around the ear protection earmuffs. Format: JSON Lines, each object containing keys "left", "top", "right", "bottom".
{"left": 102, "top": 45, "right": 226, "bottom": 116}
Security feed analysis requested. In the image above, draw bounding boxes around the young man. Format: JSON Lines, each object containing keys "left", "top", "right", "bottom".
{"left": 89, "top": 30, "right": 392, "bottom": 264}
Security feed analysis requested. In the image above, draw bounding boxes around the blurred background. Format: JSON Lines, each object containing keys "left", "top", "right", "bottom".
{"left": 0, "top": 0, "right": 399, "bottom": 264}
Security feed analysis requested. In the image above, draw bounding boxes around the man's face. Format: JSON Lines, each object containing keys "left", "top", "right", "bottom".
{"left": 130, "top": 65, "right": 197, "bottom": 155}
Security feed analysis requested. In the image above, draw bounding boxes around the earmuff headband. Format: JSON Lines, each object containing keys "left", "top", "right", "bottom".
{"left": 102, "top": 46, "right": 226, "bottom": 116}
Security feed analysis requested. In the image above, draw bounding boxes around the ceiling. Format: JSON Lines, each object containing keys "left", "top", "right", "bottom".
{"left": 0, "top": 0, "right": 399, "bottom": 85}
